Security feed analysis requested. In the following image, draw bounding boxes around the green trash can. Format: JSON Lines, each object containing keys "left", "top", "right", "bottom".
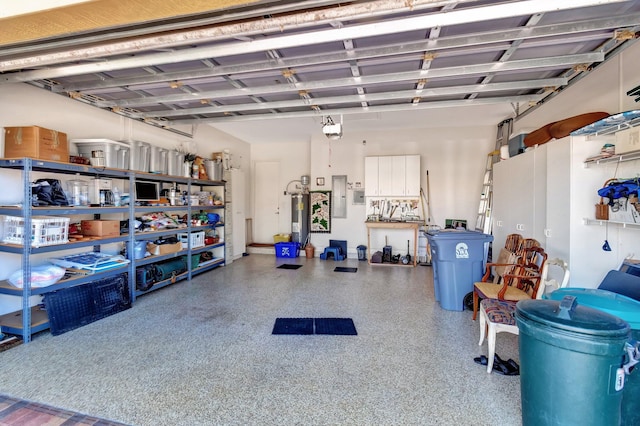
{"left": 546, "top": 288, "right": 640, "bottom": 426}
{"left": 516, "top": 296, "right": 630, "bottom": 426}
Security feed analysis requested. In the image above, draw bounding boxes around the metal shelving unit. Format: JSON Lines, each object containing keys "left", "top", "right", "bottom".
{"left": 579, "top": 112, "right": 640, "bottom": 229}
{"left": 0, "top": 158, "right": 225, "bottom": 342}
{"left": 584, "top": 150, "right": 640, "bottom": 167}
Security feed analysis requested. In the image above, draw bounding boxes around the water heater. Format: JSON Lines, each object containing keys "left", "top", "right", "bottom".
{"left": 291, "top": 193, "right": 310, "bottom": 245}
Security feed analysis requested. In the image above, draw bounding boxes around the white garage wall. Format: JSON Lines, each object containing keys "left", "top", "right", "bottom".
{"left": 249, "top": 125, "right": 496, "bottom": 255}
{"left": 0, "top": 83, "right": 251, "bottom": 162}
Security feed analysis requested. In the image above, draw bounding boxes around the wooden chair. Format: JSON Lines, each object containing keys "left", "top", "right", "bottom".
{"left": 504, "top": 233, "right": 523, "bottom": 253}
{"left": 483, "top": 233, "right": 524, "bottom": 287}
{"left": 472, "top": 246, "right": 547, "bottom": 320}
{"left": 515, "top": 238, "right": 541, "bottom": 257}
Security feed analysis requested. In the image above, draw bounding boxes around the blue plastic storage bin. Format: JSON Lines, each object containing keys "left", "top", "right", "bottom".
{"left": 426, "top": 229, "right": 493, "bottom": 311}
{"left": 275, "top": 242, "right": 300, "bottom": 258}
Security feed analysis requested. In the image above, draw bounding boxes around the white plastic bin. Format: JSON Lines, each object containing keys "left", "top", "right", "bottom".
{"left": 178, "top": 231, "right": 205, "bottom": 249}
{"left": 149, "top": 145, "right": 168, "bottom": 174}
{"left": 167, "top": 150, "right": 185, "bottom": 176}
{"left": 72, "top": 139, "right": 129, "bottom": 169}
{"left": 3, "top": 215, "right": 70, "bottom": 247}
{"left": 128, "top": 140, "right": 150, "bottom": 172}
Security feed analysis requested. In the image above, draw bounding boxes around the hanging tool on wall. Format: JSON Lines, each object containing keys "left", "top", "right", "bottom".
{"left": 420, "top": 170, "right": 433, "bottom": 226}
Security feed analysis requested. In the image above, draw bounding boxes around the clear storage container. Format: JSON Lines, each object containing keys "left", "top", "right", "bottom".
{"left": 66, "top": 176, "right": 89, "bottom": 206}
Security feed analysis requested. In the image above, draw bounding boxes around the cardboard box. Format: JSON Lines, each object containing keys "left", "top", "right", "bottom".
{"left": 146, "top": 241, "right": 183, "bottom": 256}
{"left": 81, "top": 220, "right": 121, "bottom": 237}
{"left": 4, "top": 126, "right": 69, "bottom": 162}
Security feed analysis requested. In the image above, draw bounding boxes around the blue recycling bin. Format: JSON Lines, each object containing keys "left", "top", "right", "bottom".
{"left": 426, "top": 229, "right": 493, "bottom": 311}
{"left": 545, "top": 288, "right": 640, "bottom": 426}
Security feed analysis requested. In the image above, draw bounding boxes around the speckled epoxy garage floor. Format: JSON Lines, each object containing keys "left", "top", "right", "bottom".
{"left": 0, "top": 254, "right": 521, "bottom": 426}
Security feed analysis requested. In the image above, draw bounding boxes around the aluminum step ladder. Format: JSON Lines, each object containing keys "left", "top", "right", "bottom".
{"left": 475, "top": 119, "right": 512, "bottom": 234}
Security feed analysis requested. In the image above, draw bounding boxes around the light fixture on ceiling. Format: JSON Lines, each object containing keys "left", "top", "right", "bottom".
{"left": 322, "top": 115, "right": 343, "bottom": 140}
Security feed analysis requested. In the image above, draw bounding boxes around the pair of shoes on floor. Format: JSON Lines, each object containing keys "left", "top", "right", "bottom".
{"left": 473, "top": 354, "right": 520, "bottom": 376}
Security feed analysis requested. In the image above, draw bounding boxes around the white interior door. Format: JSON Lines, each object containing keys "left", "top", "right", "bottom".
{"left": 254, "top": 161, "right": 280, "bottom": 244}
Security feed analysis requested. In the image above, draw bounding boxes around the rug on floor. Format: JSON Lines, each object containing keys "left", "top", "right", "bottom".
{"left": 0, "top": 336, "right": 22, "bottom": 353}
{"left": 277, "top": 264, "right": 303, "bottom": 270}
{"left": 334, "top": 267, "right": 357, "bottom": 273}
{"left": 315, "top": 318, "right": 358, "bottom": 335}
{"left": 272, "top": 318, "right": 357, "bottom": 335}
{"left": 272, "top": 317, "right": 314, "bottom": 334}
{"left": 0, "top": 394, "right": 129, "bottom": 426}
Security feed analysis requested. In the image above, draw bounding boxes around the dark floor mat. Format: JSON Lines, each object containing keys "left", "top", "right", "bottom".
{"left": 314, "top": 318, "right": 358, "bottom": 335}
{"left": 277, "top": 264, "right": 303, "bottom": 270}
{"left": 334, "top": 267, "right": 358, "bottom": 273}
{"left": 272, "top": 318, "right": 314, "bottom": 334}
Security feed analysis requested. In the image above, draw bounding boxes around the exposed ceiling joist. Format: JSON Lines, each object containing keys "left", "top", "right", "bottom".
{"left": 139, "top": 78, "right": 569, "bottom": 118}
{"left": 168, "top": 95, "right": 546, "bottom": 125}
{"left": 94, "top": 53, "right": 602, "bottom": 108}
{"left": 0, "top": 0, "right": 626, "bottom": 78}
{"left": 1, "top": 0, "right": 638, "bottom": 136}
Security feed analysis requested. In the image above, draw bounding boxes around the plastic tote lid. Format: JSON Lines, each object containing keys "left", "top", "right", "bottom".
{"left": 516, "top": 296, "right": 630, "bottom": 338}
{"left": 546, "top": 288, "right": 640, "bottom": 330}
{"left": 425, "top": 229, "right": 493, "bottom": 240}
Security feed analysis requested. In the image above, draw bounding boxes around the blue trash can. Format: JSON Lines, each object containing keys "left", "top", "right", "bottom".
{"left": 357, "top": 245, "right": 367, "bottom": 261}
{"left": 546, "top": 288, "right": 640, "bottom": 426}
{"left": 426, "top": 229, "right": 493, "bottom": 311}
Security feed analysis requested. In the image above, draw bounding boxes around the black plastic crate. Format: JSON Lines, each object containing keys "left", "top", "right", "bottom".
{"left": 43, "top": 274, "right": 131, "bottom": 335}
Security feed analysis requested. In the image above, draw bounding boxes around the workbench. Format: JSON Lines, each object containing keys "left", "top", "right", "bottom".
{"left": 365, "top": 221, "right": 419, "bottom": 267}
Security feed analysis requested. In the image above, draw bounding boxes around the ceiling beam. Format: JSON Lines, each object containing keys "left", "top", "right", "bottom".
{"left": 0, "top": 0, "right": 473, "bottom": 57}
{"left": 0, "top": 0, "right": 625, "bottom": 79}
{"left": 51, "top": 25, "right": 620, "bottom": 93}
{"left": 94, "top": 53, "right": 603, "bottom": 108}
{"left": 168, "top": 95, "right": 545, "bottom": 125}
{"left": 467, "top": 11, "right": 546, "bottom": 100}
{"left": 139, "top": 78, "right": 568, "bottom": 118}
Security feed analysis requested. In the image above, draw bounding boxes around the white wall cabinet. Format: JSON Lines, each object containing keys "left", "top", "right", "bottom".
{"left": 364, "top": 155, "right": 420, "bottom": 197}
{"left": 404, "top": 155, "right": 421, "bottom": 197}
{"left": 492, "top": 145, "right": 547, "bottom": 249}
{"left": 364, "top": 156, "right": 379, "bottom": 196}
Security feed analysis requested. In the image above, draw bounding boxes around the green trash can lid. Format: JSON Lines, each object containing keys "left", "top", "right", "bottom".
{"left": 516, "top": 296, "right": 630, "bottom": 338}
{"left": 546, "top": 288, "right": 640, "bottom": 330}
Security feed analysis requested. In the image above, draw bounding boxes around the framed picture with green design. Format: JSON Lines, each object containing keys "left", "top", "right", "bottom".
{"left": 310, "top": 191, "right": 331, "bottom": 233}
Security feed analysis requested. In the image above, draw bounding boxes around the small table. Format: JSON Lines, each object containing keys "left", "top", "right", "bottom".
{"left": 365, "top": 221, "right": 419, "bottom": 267}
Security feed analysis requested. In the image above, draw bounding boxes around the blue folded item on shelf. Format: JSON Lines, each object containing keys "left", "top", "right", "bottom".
{"left": 49, "top": 252, "right": 130, "bottom": 273}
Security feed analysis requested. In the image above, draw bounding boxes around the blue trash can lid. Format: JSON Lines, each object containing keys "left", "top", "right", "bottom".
{"left": 426, "top": 229, "right": 493, "bottom": 240}
{"left": 516, "top": 297, "right": 630, "bottom": 338}
{"left": 546, "top": 288, "right": 640, "bottom": 330}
